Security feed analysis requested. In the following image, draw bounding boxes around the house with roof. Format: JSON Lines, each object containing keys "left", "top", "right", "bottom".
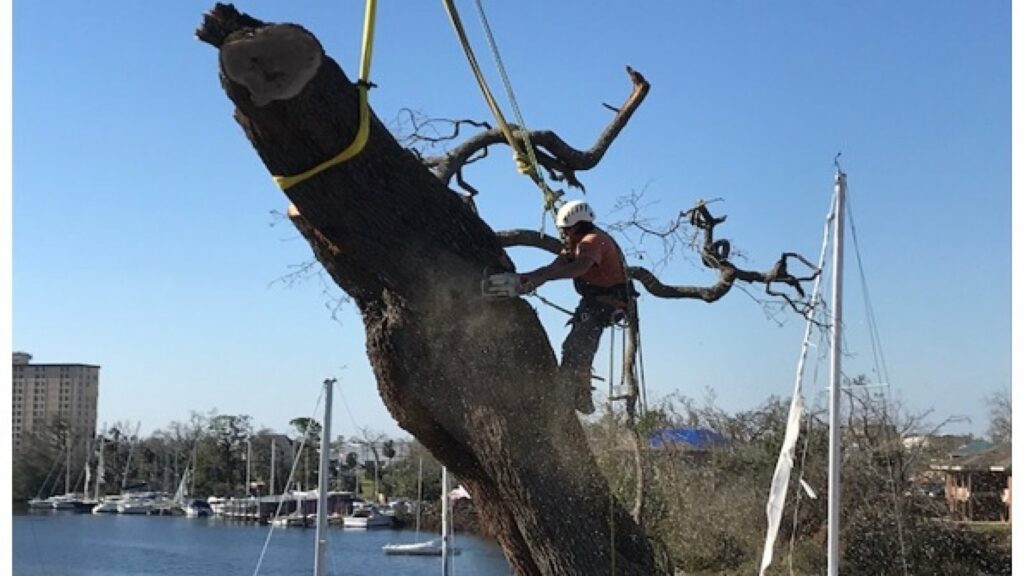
{"left": 930, "top": 441, "right": 1011, "bottom": 522}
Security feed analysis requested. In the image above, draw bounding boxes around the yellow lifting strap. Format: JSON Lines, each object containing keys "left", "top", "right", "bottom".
{"left": 272, "top": 0, "right": 378, "bottom": 191}
{"left": 440, "top": 0, "right": 562, "bottom": 215}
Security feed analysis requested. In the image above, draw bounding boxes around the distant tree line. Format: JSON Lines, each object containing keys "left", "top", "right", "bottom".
{"left": 12, "top": 410, "right": 441, "bottom": 506}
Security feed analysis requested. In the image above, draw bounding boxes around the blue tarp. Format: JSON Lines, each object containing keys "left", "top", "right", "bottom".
{"left": 648, "top": 427, "right": 729, "bottom": 450}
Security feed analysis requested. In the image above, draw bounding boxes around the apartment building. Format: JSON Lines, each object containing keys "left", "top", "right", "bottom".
{"left": 12, "top": 352, "right": 99, "bottom": 450}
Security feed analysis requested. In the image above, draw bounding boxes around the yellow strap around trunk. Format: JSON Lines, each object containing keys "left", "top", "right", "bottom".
{"left": 272, "top": 0, "right": 377, "bottom": 191}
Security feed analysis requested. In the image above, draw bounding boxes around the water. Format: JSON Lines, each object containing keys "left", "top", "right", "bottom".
{"left": 13, "top": 511, "right": 511, "bottom": 576}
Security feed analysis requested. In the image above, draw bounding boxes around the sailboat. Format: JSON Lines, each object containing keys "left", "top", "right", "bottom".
{"left": 760, "top": 167, "right": 847, "bottom": 576}
{"left": 49, "top": 436, "right": 99, "bottom": 511}
{"left": 27, "top": 441, "right": 68, "bottom": 509}
{"left": 249, "top": 378, "right": 340, "bottom": 576}
{"left": 312, "top": 378, "right": 336, "bottom": 576}
{"left": 169, "top": 463, "right": 209, "bottom": 517}
{"left": 382, "top": 464, "right": 462, "bottom": 557}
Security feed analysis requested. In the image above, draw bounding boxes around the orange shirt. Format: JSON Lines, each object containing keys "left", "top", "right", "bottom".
{"left": 573, "top": 228, "right": 627, "bottom": 288}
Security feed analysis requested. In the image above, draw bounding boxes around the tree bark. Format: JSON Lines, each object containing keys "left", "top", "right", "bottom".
{"left": 197, "top": 5, "right": 663, "bottom": 575}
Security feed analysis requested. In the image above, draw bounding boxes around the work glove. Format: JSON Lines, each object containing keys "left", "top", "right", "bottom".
{"left": 482, "top": 273, "right": 531, "bottom": 299}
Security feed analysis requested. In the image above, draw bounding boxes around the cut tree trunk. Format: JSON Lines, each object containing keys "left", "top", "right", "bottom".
{"left": 196, "top": 5, "right": 664, "bottom": 575}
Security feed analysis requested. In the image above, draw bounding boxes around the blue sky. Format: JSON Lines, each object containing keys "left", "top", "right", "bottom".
{"left": 11, "top": 1, "right": 1010, "bottom": 441}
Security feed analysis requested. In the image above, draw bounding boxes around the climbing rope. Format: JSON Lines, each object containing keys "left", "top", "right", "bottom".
{"left": 271, "top": 0, "right": 378, "bottom": 191}
{"left": 634, "top": 311, "right": 649, "bottom": 415}
{"left": 525, "top": 292, "right": 574, "bottom": 317}
{"left": 440, "top": 0, "right": 562, "bottom": 226}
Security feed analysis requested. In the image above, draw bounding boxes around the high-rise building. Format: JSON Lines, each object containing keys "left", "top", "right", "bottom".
{"left": 12, "top": 352, "right": 99, "bottom": 450}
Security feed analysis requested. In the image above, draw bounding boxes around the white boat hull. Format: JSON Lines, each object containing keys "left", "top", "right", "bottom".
{"left": 92, "top": 501, "right": 120, "bottom": 514}
{"left": 270, "top": 514, "right": 309, "bottom": 527}
{"left": 342, "top": 514, "right": 393, "bottom": 528}
{"left": 382, "top": 540, "right": 460, "bottom": 556}
{"left": 184, "top": 507, "right": 211, "bottom": 517}
{"left": 117, "top": 501, "right": 154, "bottom": 515}
{"left": 27, "top": 498, "right": 53, "bottom": 509}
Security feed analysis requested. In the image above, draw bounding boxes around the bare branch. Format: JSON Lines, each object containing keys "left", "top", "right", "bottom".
{"left": 430, "top": 66, "right": 650, "bottom": 190}
{"left": 393, "top": 108, "right": 493, "bottom": 153}
{"left": 495, "top": 229, "right": 562, "bottom": 254}
{"left": 498, "top": 198, "right": 822, "bottom": 320}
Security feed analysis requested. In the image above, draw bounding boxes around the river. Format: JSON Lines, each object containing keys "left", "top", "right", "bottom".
{"left": 13, "top": 510, "right": 511, "bottom": 576}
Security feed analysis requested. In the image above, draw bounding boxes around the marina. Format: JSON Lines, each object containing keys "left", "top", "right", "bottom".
{"left": 13, "top": 511, "right": 510, "bottom": 576}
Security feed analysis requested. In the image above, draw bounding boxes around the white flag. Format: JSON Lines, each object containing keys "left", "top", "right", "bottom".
{"left": 759, "top": 194, "right": 831, "bottom": 576}
{"left": 759, "top": 392, "right": 804, "bottom": 576}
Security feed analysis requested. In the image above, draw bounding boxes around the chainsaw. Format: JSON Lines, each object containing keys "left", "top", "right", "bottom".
{"left": 481, "top": 272, "right": 531, "bottom": 299}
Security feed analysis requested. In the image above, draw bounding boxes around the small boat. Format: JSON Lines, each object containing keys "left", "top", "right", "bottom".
{"left": 27, "top": 498, "right": 54, "bottom": 510}
{"left": 50, "top": 494, "right": 84, "bottom": 510}
{"left": 184, "top": 499, "right": 213, "bottom": 518}
{"left": 207, "top": 496, "right": 227, "bottom": 516}
{"left": 149, "top": 494, "right": 181, "bottom": 515}
{"left": 382, "top": 539, "right": 461, "bottom": 556}
{"left": 270, "top": 511, "right": 310, "bottom": 527}
{"left": 117, "top": 496, "right": 155, "bottom": 515}
{"left": 342, "top": 506, "right": 393, "bottom": 528}
{"left": 383, "top": 462, "right": 463, "bottom": 560}
{"left": 92, "top": 496, "right": 123, "bottom": 514}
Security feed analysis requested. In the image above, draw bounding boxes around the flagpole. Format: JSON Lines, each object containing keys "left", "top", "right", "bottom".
{"left": 828, "top": 168, "right": 846, "bottom": 576}
{"left": 441, "top": 466, "right": 451, "bottom": 576}
{"left": 314, "top": 378, "right": 335, "bottom": 576}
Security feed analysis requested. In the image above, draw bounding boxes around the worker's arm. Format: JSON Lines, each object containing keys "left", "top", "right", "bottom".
{"left": 521, "top": 254, "right": 596, "bottom": 290}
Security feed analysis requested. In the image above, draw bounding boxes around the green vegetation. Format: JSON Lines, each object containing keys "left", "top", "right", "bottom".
{"left": 13, "top": 380, "right": 1010, "bottom": 575}
{"left": 587, "top": 386, "right": 1011, "bottom": 575}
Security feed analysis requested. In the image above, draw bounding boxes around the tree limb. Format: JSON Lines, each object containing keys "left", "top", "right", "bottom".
{"left": 429, "top": 67, "right": 650, "bottom": 191}
{"left": 497, "top": 199, "right": 821, "bottom": 315}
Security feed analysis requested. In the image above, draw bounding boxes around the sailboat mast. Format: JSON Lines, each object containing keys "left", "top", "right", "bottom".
{"left": 65, "top": 434, "right": 72, "bottom": 495}
{"left": 245, "top": 437, "right": 252, "bottom": 497}
{"left": 122, "top": 422, "right": 141, "bottom": 492}
{"left": 415, "top": 457, "right": 423, "bottom": 540}
{"left": 314, "top": 378, "right": 335, "bottom": 576}
{"left": 190, "top": 441, "right": 198, "bottom": 496}
{"left": 95, "top": 436, "right": 104, "bottom": 501}
{"left": 827, "top": 168, "right": 846, "bottom": 576}
{"left": 270, "top": 439, "right": 276, "bottom": 496}
{"left": 441, "top": 467, "right": 451, "bottom": 576}
{"left": 83, "top": 446, "right": 92, "bottom": 498}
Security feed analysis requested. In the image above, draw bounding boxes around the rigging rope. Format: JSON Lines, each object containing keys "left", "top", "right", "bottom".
{"left": 440, "top": 0, "right": 562, "bottom": 227}
{"left": 846, "top": 190, "right": 910, "bottom": 576}
{"left": 526, "top": 292, "right": 574, "bottom": 317}
{"left": 253, "top": 387, "right": 326, "bottom": 576}
{"left": 634, "top": 308, "right": 649, "bottom": 415}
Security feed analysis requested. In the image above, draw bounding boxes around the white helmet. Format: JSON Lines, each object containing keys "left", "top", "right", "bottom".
{"left": 556, "top": 200, "right": 595, "bottom": 228}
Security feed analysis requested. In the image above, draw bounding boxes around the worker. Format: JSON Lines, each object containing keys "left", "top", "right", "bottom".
{"left": 518, "top": 200, "right": 636, "bottom": 414}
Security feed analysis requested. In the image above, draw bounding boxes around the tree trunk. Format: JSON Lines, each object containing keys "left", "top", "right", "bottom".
{"left": 196, "top": 5, "right": 664, "bottom": 574}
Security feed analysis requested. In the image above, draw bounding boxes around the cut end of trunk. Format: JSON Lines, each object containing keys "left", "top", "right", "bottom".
{"left": 220, "top": 25, "right": 323, "bottom": 106}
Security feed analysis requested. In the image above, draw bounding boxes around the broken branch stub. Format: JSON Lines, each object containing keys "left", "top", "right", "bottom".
{"left": 220, "top": 25, "right": 323, "bottom": 107}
